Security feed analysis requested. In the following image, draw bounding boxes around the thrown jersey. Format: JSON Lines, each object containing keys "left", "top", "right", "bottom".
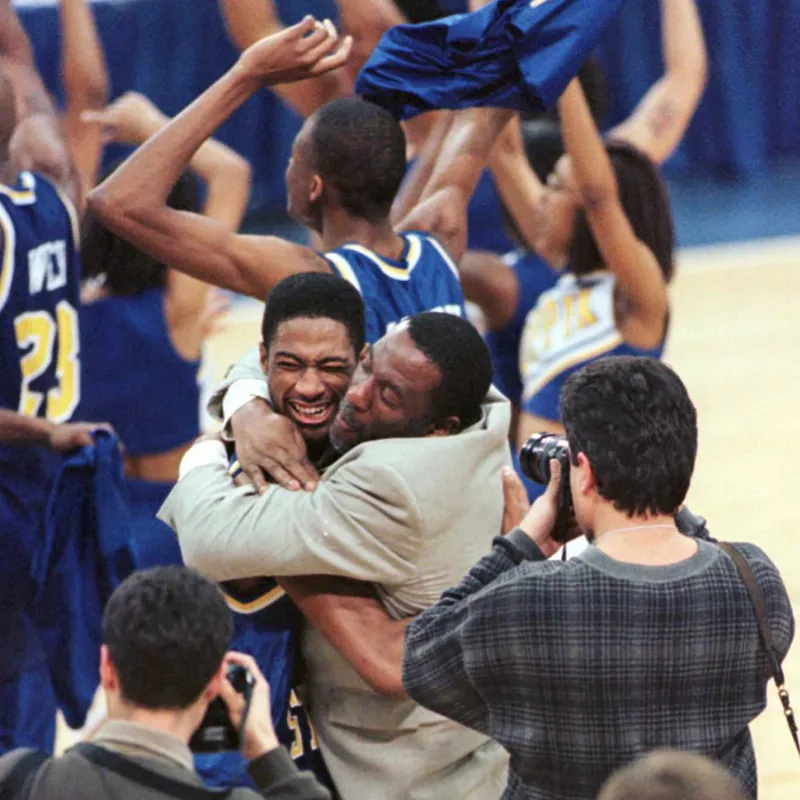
{"left": 324, "top": 231, "right": 465, "bottom": 343}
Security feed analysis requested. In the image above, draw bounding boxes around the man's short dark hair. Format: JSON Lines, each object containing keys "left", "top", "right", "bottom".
{"left": 560, "top": 357, "right": 698, "bottom": 517}
{"left": 406, "top": 312, "right": 492, "bottom": 428}
{"left": 597, "top": 750, "right": 748, "bottom": 800}
{"left": 103, "top": 567, "right": 232, "bottom": 710}
{"left": 310, "top": 98, "right": 407, "bottom": 222}
{"left": 262, "top": 273, "right": 366, "bottom": 355}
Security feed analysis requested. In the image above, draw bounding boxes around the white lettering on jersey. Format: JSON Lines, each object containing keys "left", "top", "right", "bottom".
{"left": 28, "top": 240, "right": 67, "bottom": 295}
{"left": 385, "top": 304, "right": 463, "bottom": 334}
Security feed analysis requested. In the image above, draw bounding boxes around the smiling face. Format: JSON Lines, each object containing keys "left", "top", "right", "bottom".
{"left": 535, "top": 154, "right": 581, "bottom": 264}
{"left": 328, "top": 324, "right": 444, "bottom": 454}
{"left": 262, "top": 316, "right": 357, "bottom": 444}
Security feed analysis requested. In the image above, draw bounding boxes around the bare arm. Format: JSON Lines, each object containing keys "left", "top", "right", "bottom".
{"left": 87, "top": 20, "right": 351, "bottom": 299}
{"left": 86, "top": 91, "right": 252, "bottom": 324}
{"left": 559, "top": 79, "right": 667, "bottom": 339}
{"left": 220, "top": 0, "right": 351, "bottom": 117}
{"left": 59, "top": 0, "right": 108, "bottom": 199}
{"left": 459, "top": 250, "right": 520, "bottom": 330}
{"left": 0, "top": 409, "right": 109, "bottom": 451}
{"left": 390, "top": 112, "right": 451, "bottom": 226}
{"left": 280, "top": 576, "right": 410, "bottom": 696}
{"left": 488, "top": 116, "right": 547, "bottom": 254}
{"left": 0, "top": 0, "right": 80, "bottom": 208}
{"left": 398, "top": 107, "right": 513, "bottom": 263}
{"left": 608, "top": 0, "right": 707, "bottom": 165}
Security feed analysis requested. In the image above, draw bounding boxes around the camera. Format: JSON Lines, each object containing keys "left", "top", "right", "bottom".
{"left": 519, "top": 432, "right": 574, "bottom": 543}
{"left": 190, "top": 664, "right": 255, "bottom": 753}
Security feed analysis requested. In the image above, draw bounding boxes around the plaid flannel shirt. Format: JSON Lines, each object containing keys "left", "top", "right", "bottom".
{"left": 403, "top": 525, "right": 794, "bottom": 800}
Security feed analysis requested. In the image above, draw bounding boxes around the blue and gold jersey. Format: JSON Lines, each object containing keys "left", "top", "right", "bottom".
{"left": 324, "top": 231, "right": 465, "bottom": 344}
{"left": 0, "top": 172, "right": 81, "bottom": 535}
{"left": 0, "top": 172, "right": 81, "bottom": 420}
{"left": 520, "top": 271, "right": 666, "bottom": 422}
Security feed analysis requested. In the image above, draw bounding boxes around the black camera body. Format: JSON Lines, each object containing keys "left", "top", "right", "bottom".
{"left": 189, "top": 664, "right": 254, "bottom": 754}
{"left": 519, "top": 432, "right": 574, "bottom": 543}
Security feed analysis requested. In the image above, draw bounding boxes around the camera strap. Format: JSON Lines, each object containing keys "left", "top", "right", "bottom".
{"left": 718, "top": 543, "right": 800, "bottom": 757}
{"left": 73, "top": 744, "right": 235, "bottom": 799}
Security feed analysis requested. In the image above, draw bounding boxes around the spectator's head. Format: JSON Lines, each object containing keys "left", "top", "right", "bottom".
{"left": 260, "top": 273, "right": 365, "bottom": 446}
{"left": 82, "top": 169, "right": 200, "bottom": 295}
{"left": 330, "top": 311, "right": 492, "bottom": 453}
{"left": 286, "top": 98, "right": 407, "bottom": 231}
{"left": 535, "top": 143, "right": 674, "bottom": 284}
{"left": 560, "top": 357, "right": 698, "bottom": 533}
{"left": 101, "top": 567, "right": 232, "bottom": 732}
{"left": 597, "top": 750, "right": 748, "bottom": 800}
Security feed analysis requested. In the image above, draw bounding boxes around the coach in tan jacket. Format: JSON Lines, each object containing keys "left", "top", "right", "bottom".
{"left": 160, "top": 313, "right": 511, "bottom": 800}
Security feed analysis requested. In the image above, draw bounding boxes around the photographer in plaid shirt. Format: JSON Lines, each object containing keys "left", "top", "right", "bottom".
{"left": 402, "top": 356, "right": 794, "bottom": 800}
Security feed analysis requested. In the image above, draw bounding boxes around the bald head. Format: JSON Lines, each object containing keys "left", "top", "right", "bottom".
{"left": 597, "top": 750, "right": 748, "bottom": 800}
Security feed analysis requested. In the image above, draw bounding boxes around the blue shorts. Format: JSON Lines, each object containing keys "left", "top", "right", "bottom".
{"left": 124, "top": 477, "right": 183, "bottom": 568}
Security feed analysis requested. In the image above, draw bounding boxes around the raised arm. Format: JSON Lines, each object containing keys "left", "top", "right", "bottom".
{"left": 85, "top": 91, "right": 252, "bottom": 327}
{"left": 280, "top": 576, "right": 410, "bottom": 696}
{"left": 0, "top": 0, "right": 80, "bottom": 208}
{"left": 608, "top": 0, "right": 707, "bottom": 166}
{"left": 87, "top": 19, "right": 351, "bottom": 299}
{"left": 558, "top": 79, "right": 667, "bottom": 340}
{"left": 398, "top": 107, "right": 513, "bottom": 263}
{"left": 488, "top": 115, "right": 547, "bottom": 254}
{"left": 59, "top": 0, "right": 108, "bottom": 199}
{"left": 220, "top": 0, "right": 351, "bottom": 117}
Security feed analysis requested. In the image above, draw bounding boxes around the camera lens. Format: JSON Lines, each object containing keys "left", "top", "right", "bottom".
{"left": 519, "top": 432, "right": 568, "bottom": 486}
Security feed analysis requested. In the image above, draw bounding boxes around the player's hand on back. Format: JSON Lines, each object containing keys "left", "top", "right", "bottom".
{"left": 47, "top": 421, "right": 114, "bottom": 453}
{"left": 231, "top": 398, "right": 320, "bottom": 494}
{"left": 235, "top": 15, "right": 352, "bottom": 87}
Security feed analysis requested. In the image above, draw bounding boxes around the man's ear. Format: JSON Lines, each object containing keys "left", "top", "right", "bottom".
{"left": 309, "top": 174, "right": 324, "bottom": 205}
{"left": 575, "top": 451, "right": 596, "bottom": 496}
{"left": 203, "top": 660, "right": 227, "bottom": 703}
{"left": 358, "top": 344, "right": 369, "bottom": 361}
{"left": 259, "top": 341, "right": 268, "bottom": 375}
{"left": 99, "top": 645, "right": 117, "bottom": 692}
{"left": 431, "top": 416, "right": 460, "bottom": 437}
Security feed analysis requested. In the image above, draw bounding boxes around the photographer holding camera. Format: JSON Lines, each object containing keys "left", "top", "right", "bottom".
{"left": 402, "top": 356, "right": 794, "bottom": 800}
{"left": 0, "top": 567, "right": 331, "bottom": 800}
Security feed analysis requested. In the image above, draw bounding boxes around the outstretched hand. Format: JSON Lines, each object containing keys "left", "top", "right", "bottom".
{"left": 237, "top": 15, "right": 352, "bottom": 87}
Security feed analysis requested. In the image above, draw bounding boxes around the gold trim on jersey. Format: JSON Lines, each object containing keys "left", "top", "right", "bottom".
{"left": 342, "top": 235, "right": 423, "bottom": 281}
{"left": 0, "top": 172, "right": 36, "bottom": 205}
{"left": 521, "top": 331, "right": 624, "bottom": 403}
{"left": 221, "top": 584, "right": 286, "bottom": 614}
{"left": 326, "top": 252, "right": 363, "bottom": 294}
{"left": 0, "top": 201, "right": 16, "bottom": 313}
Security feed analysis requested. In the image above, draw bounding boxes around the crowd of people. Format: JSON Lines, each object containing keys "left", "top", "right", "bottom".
{"left": 0, "top": 1, "right": 794, "bottom": 799}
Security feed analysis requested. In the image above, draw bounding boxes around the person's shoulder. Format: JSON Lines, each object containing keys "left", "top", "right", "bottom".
{"left": 0, "top": 748, "right": 44, "bottom": 783}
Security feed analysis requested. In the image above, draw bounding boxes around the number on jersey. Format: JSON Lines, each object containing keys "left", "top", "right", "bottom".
{"left": 14, "top": 299, "right": 80, "bottom": 422}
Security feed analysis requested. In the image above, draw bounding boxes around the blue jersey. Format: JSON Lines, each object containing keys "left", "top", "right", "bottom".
{"left": 324, "top": 231, "right": 465, "bottom": 343}
{"left": 0, "top": 171, "right": 81, "bottom": 592}
{"left": 196, "top": 578, "right": 331, "bottom": 791}
{"left": 520, "top": 271, "right": 666, "bottom": 422}
{"left": 485, "top": 250, "right": 558, "bottom": 407}
{"left": 468, "top": 171, "right": 515, "bottom": 254}
{"left": 78, "top": 287, "right": 202, "bottom": 456}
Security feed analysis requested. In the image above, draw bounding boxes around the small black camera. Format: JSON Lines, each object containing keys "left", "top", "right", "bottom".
{"left": 519, "top": 432, "right": 574, "bottom": 543}
{"left": 190, "top": 664, "right": 255, "bottom": 754}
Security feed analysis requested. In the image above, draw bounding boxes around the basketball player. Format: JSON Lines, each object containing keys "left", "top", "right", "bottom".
{"left": 87, "top": 18, "right": 512, "bottom": 342}
{"left": 0, "top": 0, "right": 104, "bottom": 753}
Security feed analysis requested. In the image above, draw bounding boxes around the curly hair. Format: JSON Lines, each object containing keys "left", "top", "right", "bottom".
{"left": 560, "top": 357, "right": 697, "bottom": 516}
